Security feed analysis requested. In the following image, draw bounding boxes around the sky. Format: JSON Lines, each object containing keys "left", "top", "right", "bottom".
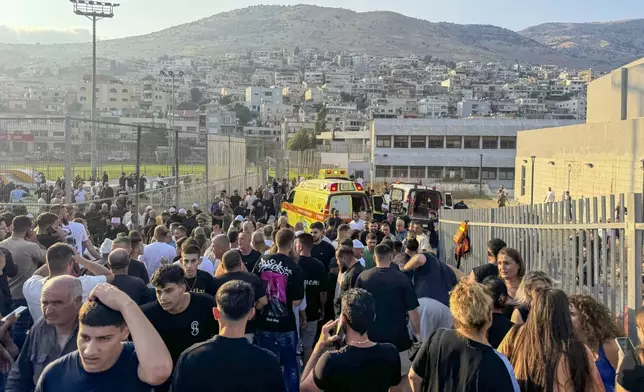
{"left": 1, "top": 0, "right": 642, "bottom": 43}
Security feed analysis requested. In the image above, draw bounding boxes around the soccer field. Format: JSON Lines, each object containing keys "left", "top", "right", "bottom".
{"left": 2, "top": 163, "right": 206, "bottom": 183}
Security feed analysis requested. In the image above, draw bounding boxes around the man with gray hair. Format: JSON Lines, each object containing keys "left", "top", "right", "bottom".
{"left": 7, "top": 276, "right": 81, "bottom": 392}
{"left": 206, "top": 234, "right": 231, "bottom": 277}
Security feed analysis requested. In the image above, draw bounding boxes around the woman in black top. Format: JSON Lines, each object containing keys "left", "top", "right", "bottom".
{"left": 482, "top": 276, "right": 514, "bottom": 348}
{"left": 510, "top": 271, "right": 553, "bottom": 325}
{"left": 409, "top": 279, "right": 520, "bottom": 392}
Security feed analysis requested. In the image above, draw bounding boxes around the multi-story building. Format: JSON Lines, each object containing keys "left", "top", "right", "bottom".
{"left": 77, "top": 75, "right": 134, "bottom": 113}
{"left": 457, "top": 100, "right": 491, "bottom": 117}
{"left": 274, "top": 69, "right": 301, "bottom": 86}
{"left": 304, "top": 71, "right": 325, "bottom": 86}
{"left": 324, "top": 70, "right": 351, "bottom": 89}
{"left": 370, "top": 118, "right": 582, "bottom": 190}
{"left": 260, "top": 103, "right": 294, "bottom": 123}
{"left": 245, "top": 86, "right": 283, "bottom": 112}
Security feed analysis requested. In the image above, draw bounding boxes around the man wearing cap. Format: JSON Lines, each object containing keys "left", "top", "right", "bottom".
{"left": 168, "top": 207, "right": 183, "bottom": 225}
{"left": 192, "top": 203, "right": 202, "bottom": 215}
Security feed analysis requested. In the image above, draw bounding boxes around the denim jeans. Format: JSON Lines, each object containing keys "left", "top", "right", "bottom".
{"left": 255, "top": 330, "right": 299, "bottom": 392}
{"left": 11, "top": 299, "right": 32, "bottom": 351}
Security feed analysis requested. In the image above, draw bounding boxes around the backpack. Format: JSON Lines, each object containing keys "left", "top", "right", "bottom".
{"left": 453, "top": 221, "right": 471, "bottom": 269}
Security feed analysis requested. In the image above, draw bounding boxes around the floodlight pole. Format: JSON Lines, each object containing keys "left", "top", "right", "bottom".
{"left": 70, "top": 0, "right": 119, "bottom": 181}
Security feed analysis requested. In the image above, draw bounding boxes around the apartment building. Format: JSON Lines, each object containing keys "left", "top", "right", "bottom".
{"left": 245, "top": 86, "right": 283, "bottom": 112}
{"left": 274, "top": 69, "right": 301, "bottom": 86}
{"left": 77, "top": 75, "right": 134, "bottom": 113}
{"left": 370, "top": 118, "right": 582, "bottom": 189}
{"left": 457, "top": 100, "right": 491, "bottom": 117}
{"left": 260, "top": 102, "right": 294, "bottom": 123}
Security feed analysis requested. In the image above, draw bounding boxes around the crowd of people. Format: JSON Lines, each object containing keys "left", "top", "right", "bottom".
{"left": 0, "top": 179, "right": 640, "bottom": 392}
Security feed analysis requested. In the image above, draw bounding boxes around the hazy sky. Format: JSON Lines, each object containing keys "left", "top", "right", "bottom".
{"left": 1, "top": 0, "right": 641, "bottom": 41}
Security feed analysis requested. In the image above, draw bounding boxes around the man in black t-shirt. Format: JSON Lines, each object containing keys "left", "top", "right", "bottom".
{"left": 229, "top": 190, "right": 242, "bottom": 209}
{"left": 178, "top": 243, "right": 217, "bottom": 296}
{"left": 142, "top": 265, "right": 219, "bottom": 392}
{"left": 299, "top": 288, "right": 401, "bottom": 392}
{"left": 295, "top": 232, "right": 328, "bottom": 365}
{"left": 356, "top": 244, "right": 421, "bottom": 390}
{"left": 107, "top": 249, "right": 154, "bottom": 305}
{"left": 252, "top": 229, "right": 304, "bottom": 392}
{"left": 214, "top": 250, "right": 267, "bottom": 342}
{"left": 238, "top": 231, "right": 262, "bottom": 271}
{"left": 359, "top": 220, "right": 385, "bottom": 246}
{"left": 111, "top": 237, "right": 149, "bottom": 284}
{"left": 469, "top": 238, "right": 506, "bottom": 283}
{"left": 172, "top": 280, "right": 286, "bottom": 392}
{"left": 333, "top": 246, "right": 364, "bottom": 319}
{"left": 310, "top": 222, "right": 336, "bottom": 270}
{"left": 35, "top": 284, "right": 172, "bottom": 391}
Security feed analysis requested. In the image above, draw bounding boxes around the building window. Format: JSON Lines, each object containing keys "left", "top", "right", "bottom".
{"left": 410, "top": 166, "right": 425, "bottom": 178}
{"left": 80, "top": 97, "right": 87, "bottom": 101}
{"left": 428, "top": 136, "right": 443, "bottom": 148}
{"left": 445, "top": 136, "right": 462, "bottom": 149}
{"left": 376, "top": 136, "right": 391, "bottom": 148}
{"left": 186, "top": 126, "right": 197, "bottom": 132}
{"left": 80, "top": 87, "right": 86, "bottom": 92}
{"left": 481, "top": 167, "right": 497, "bottom": 180}
{"left": 109, "top": 98, "right": 117, "bottom": 102}
{"left": 392, "top": 166, "right": 408, "bottom": 178}
{"left": 445, "top": 167, "right": 461, "bottom": 179}
{"left": 464, "top": 167, "right": 479, "bottom": 180}
{"left": 109, "top": 88, "right": 117, "bottom": 93}
{"left": 427, "top": 167, "right": 443, "bottom": 178}
{"left": 122, "top": 89, "right": 128, "bottom": 93}
{"left": 393, "top": 136, "right": 409, "bottom": 148}
{"left": 482, "top": 136, "right": 498, "bottom": 149}
{"left": 500, "top": 136, "right": 517, "bottom": 149}
{"left": 499, "top": 168, "right": 514, "bottom": 180}
{"left": 464, "top": 136, "right": 480, "bottom": 149}
{"left": 53, "top": 132, "right": 64, "bottom": 137}
{"left": 520, "top": 166, "right": 526, "bottom": 196}
{"left": 375, "top": 165, "right": 390, "bottom": 178}
{"left": 354, "top": 170, "right": 365, "bottom": 179}
{"left": 122, "top": 98, "right": 128, "bottom": 102}
{"left": 410, "top": 136, "right": 426, "bottom": 148}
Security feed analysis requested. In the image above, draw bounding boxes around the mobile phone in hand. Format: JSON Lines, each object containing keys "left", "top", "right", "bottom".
{"left": 615, "top": 337, "right": 640, "bottom": 365}
{"left": 2, "top": 306, "right": 27, "bottom": 322}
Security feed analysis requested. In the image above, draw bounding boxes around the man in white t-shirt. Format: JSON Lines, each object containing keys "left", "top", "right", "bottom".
{"left": 22, "top": 243, "right": 113, "bottom": 321}
{"left": 141, "top": 225, "right": 177, "bottom": 278}
{"left": 545, "top": 187, "right": 555, "bottom": 204}
{"left": 50, "top": 205, "right": 101, "bottom": 260}
{"left": 73, "top": 185, "right": 86, "bottom": 212}
{"left": 349, "top": 212, "right": 365, "bottom": 232}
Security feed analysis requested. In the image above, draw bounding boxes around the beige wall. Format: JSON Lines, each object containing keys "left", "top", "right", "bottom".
{"left": 514, "top": 118, "right": 644, "bottom": 204}
{"left": 587, "top": 58, "right": 644, "bottom": 123}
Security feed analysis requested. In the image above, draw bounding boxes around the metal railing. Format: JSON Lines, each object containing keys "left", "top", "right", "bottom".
{"left": 438, "top": 194, "right": 643, "bottom": 339}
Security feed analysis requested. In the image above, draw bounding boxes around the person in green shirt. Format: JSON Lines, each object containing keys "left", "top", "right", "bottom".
{"left": 362, "top": 233, "right": 378, "bottom": 270}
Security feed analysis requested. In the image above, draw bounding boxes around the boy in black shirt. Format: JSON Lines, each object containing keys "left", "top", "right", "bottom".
{"left": 172, "top": 280, "right": 286, "bottom": 392}
{"left": 142, "top": 265, "right": 218, "bottom": 392}
{"left": 252, "top": 229, "right": 304, "bottom": 392}
{"left": 213, "top": 250, "right": 268, "bottom": 342}
{"left": 295, "top": 232, "right": 328, "bottom": 364}
{"left": 300, "top": 288, "right": 401, "bottom": 392}
{"left": 469, "top": 238, "right": 506, "bottom": 283}
{"left": 179, "top": 243, "right": 217, "bottom": 296}
{"left": 36, "top": 284, "right": 172, "bottom": 391}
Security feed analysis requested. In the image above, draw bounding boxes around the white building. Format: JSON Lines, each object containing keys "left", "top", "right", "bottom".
{"left": 324, "top": 70, "right": 351, "bottom": 88}
{"left": 457, "top": 100, "right": 491, "bottom": 117}
{"left": 245, "top": 86, "right": 283, "bottom": 112}
{"left": 304, "top": 71, "right": 325, "bottom": 86}
{"left": 418, "top": 97, "right": 449, "bottom": 118}
{"left": 77, "top": 75, "right": 134, "bottom": 113}
{"left": 260, "top": 103, "right": 294, "bottom": 123}
{"left": 370, "top": 118, "right": 583, "bottom": 190}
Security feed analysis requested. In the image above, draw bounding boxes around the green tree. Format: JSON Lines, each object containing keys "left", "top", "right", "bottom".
{"left": 234, "top": 103, "right": 252, "bottom": 126}
{"left": 190, "top": 87, "right": 203, "bottom": 103}
{"left": 287, "top": 130, "right": 315, "bottom": 151}
{"left": 177, "top": 101, "right": 198, "bottom": 110}
{"left": 219, "top": 95, "right": 233, "bottom": 105}
{"left": 314, "top": 103, "right": 328, "bottom": 134}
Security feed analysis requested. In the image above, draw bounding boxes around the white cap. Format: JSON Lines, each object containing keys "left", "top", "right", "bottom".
{"left": 294, "top": 230, "right": 305, "bottom": 237}
{"left": 26, "top": 213, "right": 34, "bottom": 219}
{"left": 169, "top": 207, "right": 176, "bottom": 213}
{"left": 352, "top": 239, "right": 365, "bottom": 249}
{"left": 100, "top": 238, "right": 113, "bottom": 254}
{"left": 234, "top": 215, "right": 244, "bottom": 222}
{"left": 110, "top": 217, "right": 121, "bottom": 224}
{"left": 192, "top": 203, "right": 199, "bottom": 208}
{"left": 178, "top": 208, "right": 186, "bottom": 214}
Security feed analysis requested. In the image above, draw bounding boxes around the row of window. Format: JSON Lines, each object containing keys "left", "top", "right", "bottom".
{"left": 375, "top": 135, "right": 517, "bottom": 149}
{"left": 79, "top": 87, "right": 129, "bottom": 93}
{"left": 375, "top": 165, "right": 515, "bottom": 180}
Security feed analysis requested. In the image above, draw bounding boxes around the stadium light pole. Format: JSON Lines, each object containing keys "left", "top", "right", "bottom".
{"left": 70, "top": 0, "right": 119, "bottom": 180}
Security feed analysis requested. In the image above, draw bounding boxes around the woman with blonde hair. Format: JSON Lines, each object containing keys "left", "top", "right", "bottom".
{"left": 499, "top": 288, "right": 604, "bottom": 392}
{"left": 511, "top": 270, "right": 553, "bottom": 324}
{"left": 408, "top": 280, "right": 520, "bottom": 392}
{"left": 570, "top": 294, "right": 622, "bottom": 392}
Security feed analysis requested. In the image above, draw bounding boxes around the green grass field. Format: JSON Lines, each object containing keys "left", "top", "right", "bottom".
{"left": 2, "top": 163, "right": 205, "bottom": 183}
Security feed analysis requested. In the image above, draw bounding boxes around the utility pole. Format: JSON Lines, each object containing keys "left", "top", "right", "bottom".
{"left": 160, "top": 70, "right": 184, "bottom": 178}
{"left": 70, "top": 0, "right": 119, "bottom": 180}
{"left": 530, "top": 155, "right": 536, "bottom": 205}
{"left": 479, "top": 154, "right": 483, "bottom": 196}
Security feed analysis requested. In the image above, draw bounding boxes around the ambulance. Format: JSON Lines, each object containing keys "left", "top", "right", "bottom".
{"left": 281, "top": 169, "right": 370, "bottom": 230}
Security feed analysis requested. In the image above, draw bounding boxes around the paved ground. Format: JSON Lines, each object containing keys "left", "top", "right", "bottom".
{"left": 460, "top": 198, "right": 517, "bottom": 209}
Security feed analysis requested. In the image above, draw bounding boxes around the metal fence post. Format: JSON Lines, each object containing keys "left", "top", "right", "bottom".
{"left": 205, "top": 134, "right": 209, "bottom": 203}
{"left": 174, "top": 129, "right": 179, "bottom": 207}
{"left": 134, "top": 125, "right": 142, "bottom": 230}
{"left": 64, "top": 117, "right": 73, "bottom": 201}
{"left": 626, "top": 193, "right": 643, "bottom": 341}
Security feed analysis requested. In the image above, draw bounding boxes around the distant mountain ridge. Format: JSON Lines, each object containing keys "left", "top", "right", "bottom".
{"left": 0, "top": 5, "right": 641, "bottom": 70}
{"left": 519, "top": 19, "right": 644, "bottom": 70}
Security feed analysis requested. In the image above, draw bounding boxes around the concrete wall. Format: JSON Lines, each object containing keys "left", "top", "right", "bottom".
{"left": 514, "top": 118, "right": 644, "bottom": 204}
{"left": 587, "top": 58, "right": 644, "bottom": 123}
